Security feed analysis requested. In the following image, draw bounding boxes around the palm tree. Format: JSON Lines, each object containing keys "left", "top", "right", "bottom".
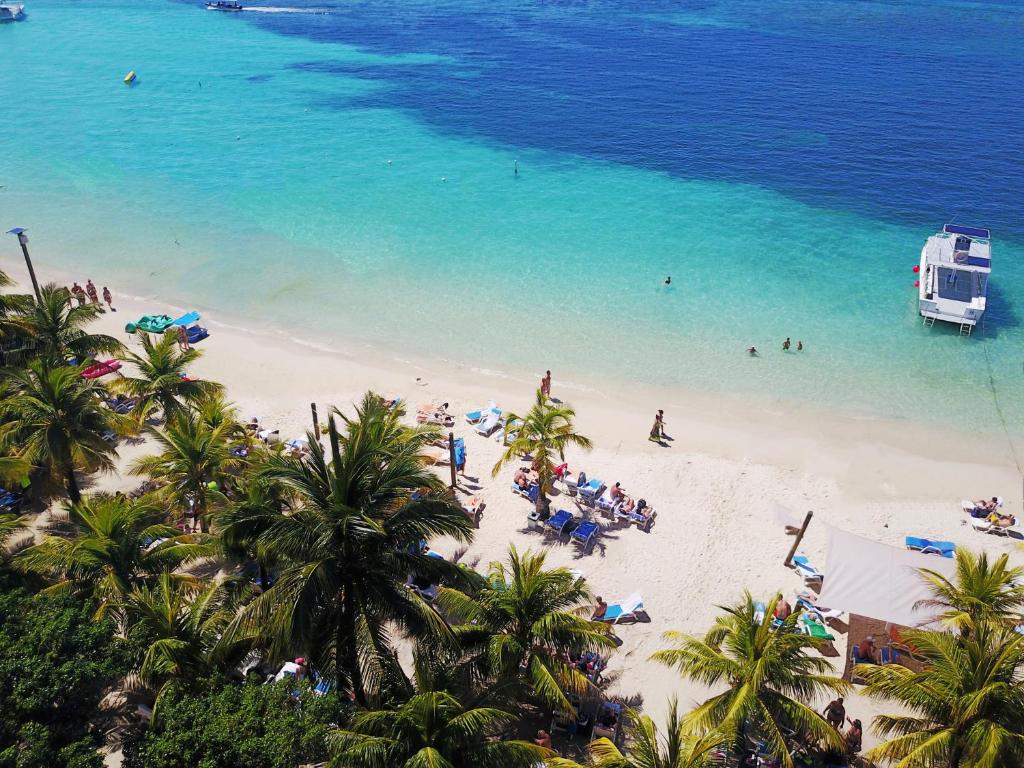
{"left": 651, "top": 593, "right": 848, "bottom": 767}
{"left": 0, "top": 360, "right": 125, "bottom": 502}
{"left": 0, "top": 513, "right": 28, "bottom": 565}
{"left": 588, "top": 699, "right": 725, "bottom": 768}
{"left": 129, "top": 410, "right": 245, "bottom": 532}
{"left": 115, "top": 331, "right": 221, "bottom": 421}
{"left": 917, "top": 549, "right": 1024, "bottom": 635}
{"left": 0, "top": 268, "right": 32, "bottom": 357}
{"left": 858, "top": 623, "right": 1024, "bottom": 768}
{"left": 230, "top": 394, "right": 476, "bottom": 704}
{"left": 215, "top": 467, "right": 290, "bottom": 591}
{"left": 436, "top": 545, "right": 614, "bottom": 714}
{"left": 492, "top": 389, "right": 592, "bottom": 514}
{"left": 16, "top": 494, "right": 208, "bottom": 625}
{"left": 9, "top": 282, "right": 122, "bottom": 364}
{"left": 125, "top": 572, "right": 254, "bottom": 713}
{"left": 330, "top": 687, "right": 548, "bottom": 768}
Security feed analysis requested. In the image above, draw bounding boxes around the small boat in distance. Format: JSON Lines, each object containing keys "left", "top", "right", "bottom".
{"left": 918, "top": 224, "right": 991, "bottom": 335}
{"left": 205, "top": 1, "right": 243, "bottom": 10}
{"left": 0, "top": 4, "right": 26, "bottom": 22}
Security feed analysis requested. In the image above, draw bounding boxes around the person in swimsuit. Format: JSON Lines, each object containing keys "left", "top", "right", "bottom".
{"left": 86, "top": 280, "right": 100, "bottom": 305}
{"left": 747, "top": 346, "right": 758, "bottom": 356}
{"left": 783, "top": 337, "right": 791, "bottom": 351}
{"left": 102, "top": 286, "right": 115, "bottom": 311}
{"left": 823, "top": 697, "right": 846, "bottom": 729}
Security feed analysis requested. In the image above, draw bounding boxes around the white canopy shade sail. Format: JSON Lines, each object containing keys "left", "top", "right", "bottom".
{"left": 816, "top": 526, "right": 957, "bottom": 628}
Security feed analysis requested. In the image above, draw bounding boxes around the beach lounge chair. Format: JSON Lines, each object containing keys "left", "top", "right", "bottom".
{"left": 753, "top": 601, "right": 766, "bottom": 624}
{"left": 185, "top": 324, "right": 209, "bottom": 344}
{"left": 971, "top": 516, "right": 1018, "bottom": 537}
{"left": 599, "top": 592, "right": 644, "bottom": 624}
{"left": 577, "top": 478, "right": 604, "bottom": 507}
{"left": 464, "top": 403, "right": 499, "bottom": 424}
{"left": 170, "top": 311, "right": 200, "bottom": 327}
{"left": 595, "top": 494, "right": 620, "bottom": 519}
{"left": 799, "top": 613, "right": 835, "bottom": 641}
{"left": 792, "top": 555, "right": 823, "bottom": 585}
{"left": 905, "top": 536, "right": 956, "bottom": 558}
{"left": 961, "top": 497, "right": 1003, "bottom": 515}
{"left": 545, "top": 509, "right": 575, "bottom": 538}
{"left": 81, "top": 359, "right": 122, "bottom": 379}
{"left": 564, "top": 472, "right": 583, "bottom": 497}
{"left": 258, "top": 429, "right": 281, "bottom": 445}
{"left": 795, "top": 592, "right": 842, "bottom": 623}
{"left": 474, "top": 409, "right": 502, "bottom": 437}
{"left": 571, "top": 520, "right": 600, "bottom": 551}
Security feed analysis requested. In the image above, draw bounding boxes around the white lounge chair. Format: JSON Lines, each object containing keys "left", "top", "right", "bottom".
{"left": 474, "top": 410, "right": 502, "bottom": 437}
{"left": 971, "top": 516, "right": 1018, "bottom": 537}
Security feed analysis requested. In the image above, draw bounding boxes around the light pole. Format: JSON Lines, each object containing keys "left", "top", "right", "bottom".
{"left": 6, "top": 228, "right": 42, "bottom": 303}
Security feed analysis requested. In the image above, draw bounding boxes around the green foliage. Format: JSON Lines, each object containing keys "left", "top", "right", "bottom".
{"left": 331, "top": 688, "right": 547, "bottom": 768}
{"left": 16, "top": 494, "right": 210, "bottom": 628}
{"left": 436, "top": 545, "right": 614, "bottom": 714}
{"left": 122, "top": 678, "right": 337, "bottom": 768}
{"left": 0, "top": 577, "right": 125, "bottom": 768}
{"left": 230, "top": 395, "right": 475, "bottom": 704}
{"left": 7, "top": 283, "right": 123, "bottom": 365}
{"left": 587, "top": 699, "right": 724, "bottom": 768}
{"left": 0, "top": 359, "right": 125, "bottom": 502}
{"left": 651, "top": 593, "right": 848, "bottom": 767}
{"left": 492, "top": 389, "right": 592, "bottom": 512}
{"left": 114, "top": 332, "right": 222, "bottom": 422}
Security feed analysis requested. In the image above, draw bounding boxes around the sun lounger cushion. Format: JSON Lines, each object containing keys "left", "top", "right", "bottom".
{"left": 905, "top": 536, "right": 956, "bottom": 557}
{"left": 601, "top": 592, "right": 644, "bottom": 623}
{"left": 571, "top": 520, "right": 599, "bottom": 545}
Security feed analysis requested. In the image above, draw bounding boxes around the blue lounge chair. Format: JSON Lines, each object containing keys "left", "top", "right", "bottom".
{"left": 185, "top": 324, "right": 209, "bottom": 344}
{"left": 571, "top": 520, "right": 600, "bottom": 551}
{"left": 792, "top": 555, "right": 823, "bottom": 585}
{"left": 464, "top": 403, "right": 500, "bottom": 424}
{"left": 599, "top": 592, "right": 644, "bottom": 624}
{"left": 578, "top": 479, "right": 604, "bottom": 506}
{"left": 753, "top": 601, "right": 766, "bottom": 624}
{"left": 545, "top": 509, "right": 574, "bottom": 537}
{"left": 905, "top": 536, "right": 956, "bottom": 558}
{"left": 171, "top": 311, "right": 200, "bottom": 327}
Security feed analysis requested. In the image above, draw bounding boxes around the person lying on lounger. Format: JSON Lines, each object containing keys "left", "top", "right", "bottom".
{"left": 514, "top": 469, "right": 531, "bottom": 489}
{"left": 988, "top": 511, "right": 1015, "bottom": 528}
{"left": 619, "top": 495, "right": 636, "bottom": 514}
{"left": 971, "top": 497, "right": 999, "bottom": 516}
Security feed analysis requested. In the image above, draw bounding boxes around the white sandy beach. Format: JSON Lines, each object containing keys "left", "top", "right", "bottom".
{"left": 8, "top": 257, "right": 1024, "bottom": 750}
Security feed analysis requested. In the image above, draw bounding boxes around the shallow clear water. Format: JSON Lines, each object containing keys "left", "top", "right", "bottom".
{"left": 3, "top": 0, "right": 1023, "bottom": 433}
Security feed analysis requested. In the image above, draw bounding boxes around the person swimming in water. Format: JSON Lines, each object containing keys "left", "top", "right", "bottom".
{"left": 747, "top": 346, "right": 758, "bottom": 356}
{"left": 665, "top": 276, "right": 672, "bottom": 285}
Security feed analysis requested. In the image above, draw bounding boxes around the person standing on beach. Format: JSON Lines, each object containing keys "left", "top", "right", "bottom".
{"left": 71, "top": 282, "right": 87, "bottom": 307}
{"left": 176, "top": 324, "right": 190, "bottom": 351}
{"left": 102, "top": 286, "right": 115, "bottom": 312}
{"left": 782, "top": 337, "right": 791, "bottom": 351}
{"left": 86, "top": 280, "right": 100, "bottom": 306}
{"left": 540, "top": 370, "right": 551, "bottom": 398}
{"left": 649, "top": 410, "right": 665, "bottom": 442}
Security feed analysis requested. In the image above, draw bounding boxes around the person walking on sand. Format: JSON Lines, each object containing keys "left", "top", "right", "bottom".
{"left": 86, "top": 280, "right": 100, "bottom": 306}
{"left": 541, "top": 370, "right": 552, "bottom": 397}
{"left": 102, "top": 286, "right": 115, "bottom": 312}
{"left": 177, "top": 324, "right": 190, "bottom": 351}
{"left": 782, "top": 337, "right": 791, "bottom": 351}
{"left": 649, "top": 410, "right": 665, "bottom": 442}
{"left": 71, "top": 282, "right": 87, "bottom": 307}
{"left": 823, "top": 697, "right": 845, "bottom": 729}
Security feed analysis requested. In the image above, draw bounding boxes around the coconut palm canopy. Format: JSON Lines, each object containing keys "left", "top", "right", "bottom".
{"left": 651, "top": 593, "right": 848, "bottom": 767}
{"left": 228, "top": 395, "right": 476, "bottom": 704}
{"left": 8, "top": 282, "right": 123, "bottom": 364}
{"left": 116, "top": 331, "right": 222, "bottom": 422}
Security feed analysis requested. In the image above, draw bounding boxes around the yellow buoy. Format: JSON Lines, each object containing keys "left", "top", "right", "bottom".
{"left": 124, "top": 70, "right": 137, "bottom": 84}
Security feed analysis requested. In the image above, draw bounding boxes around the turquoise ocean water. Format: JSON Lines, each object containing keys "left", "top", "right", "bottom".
{"left": 2, "top": 0, "right": 1023, "bottom": 433}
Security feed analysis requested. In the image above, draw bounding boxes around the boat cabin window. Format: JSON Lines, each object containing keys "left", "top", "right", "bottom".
{"left": 954, "top": 235, "right": 973, "bottom": 252}
{"left": 937, "top": 267, "right": 983, "bottom": 302}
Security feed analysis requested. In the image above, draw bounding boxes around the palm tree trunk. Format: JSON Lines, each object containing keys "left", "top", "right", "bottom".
{"left": 258, "top": 561, "right": 269, "bottom": 593}
{"left": 64, "top": 463, "right": 81, "bottom": 504}
{"left": 339, "top": 583, "right": 365, "bottom": 706}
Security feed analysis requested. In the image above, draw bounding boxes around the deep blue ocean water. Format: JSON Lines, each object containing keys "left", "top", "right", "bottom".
{"left": 3, "top": 0, "right": 1023, "bottom": 433}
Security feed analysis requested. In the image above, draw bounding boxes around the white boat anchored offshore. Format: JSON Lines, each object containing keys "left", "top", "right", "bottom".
{"left": 205, "top": 1, "right": 243, "bottom": 10}
{"left": 918, "top": 224, "right": 991, "bottom": 335}
{"left": 0, "top": 4, "right": 26, "bottom": 21}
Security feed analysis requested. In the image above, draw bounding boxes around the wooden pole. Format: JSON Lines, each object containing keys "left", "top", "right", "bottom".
{"left": 310, "top": 403, "right": 320, "bottom": 438}
{"left": 784, "top": 511, "right": 813, "bottom": 567}
{"left": 448, "top": 432, "right": 457, "bottom": 489}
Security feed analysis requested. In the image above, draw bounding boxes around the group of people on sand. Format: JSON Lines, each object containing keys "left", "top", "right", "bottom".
{"left": 69, "top": 279, "right": 114, "bottom": 311}
{"left": 968, "top": 495, "right": 1015, "bottom": 527}
{"left": 746, "top": 337, "right": 805, "bottom": 356}
{"left": 823, "top": 697, "right": 862, "bottom": 755}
